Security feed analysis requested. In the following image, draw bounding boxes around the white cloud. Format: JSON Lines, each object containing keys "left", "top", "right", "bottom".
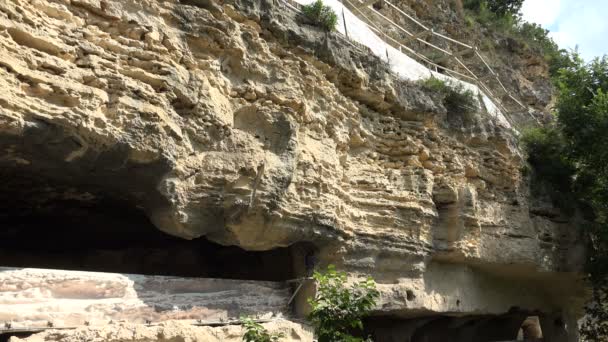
{"left": 521, "top": 0, "right": 608, "bottom": 60}
{"left": 550, "top": 1, "right": 608, "bottom": 59}
{"left": 549, "top": 30, "right": 573, "bottom": 50}
{"left": 521, "top": 0, "right": 561, "bottom": 27}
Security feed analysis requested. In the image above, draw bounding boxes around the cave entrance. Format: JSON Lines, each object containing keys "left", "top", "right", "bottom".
{"left": 0, "top": 173, "right": 314, "bottom": 281}
{"left": 362, "top": 312, "right": 531, "bottom": 342}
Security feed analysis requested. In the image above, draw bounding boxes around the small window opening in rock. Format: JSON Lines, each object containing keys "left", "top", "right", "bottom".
{"left": 0, "top": 174, "right": 315, "bottom": 281}
{"left": 456, "top": 299, "right": 461, "bottom": 306}
{"left": 406, "top": 290, "right": 415, "bottom": 301}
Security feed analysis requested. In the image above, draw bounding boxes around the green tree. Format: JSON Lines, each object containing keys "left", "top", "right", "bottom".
{"left": 241, "top": 316, "right": 284, "bottom": 342}
{"left": 307, "top": 265, "right": 380, "bottom": 342}
{"left": 485, "top": 0, "right": 524, "bottom": 16}
{"left": 301, "top": 0, "right": 338, "bottom": 32}
{"left": 463, "top": 0, "right": 523, "bottom": 16}
{"left": 555, "top": 56, "right": 608, "bottom": 341}
{"left": 521, "top": 53, "right": 608, "bottom": 340}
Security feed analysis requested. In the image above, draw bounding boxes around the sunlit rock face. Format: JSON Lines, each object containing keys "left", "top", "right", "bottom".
{"left": 0, "top": 0, "right": 587, "bottom": 340}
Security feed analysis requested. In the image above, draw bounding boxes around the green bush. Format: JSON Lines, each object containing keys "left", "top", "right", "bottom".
{"left": 421, "top": 77, "right": 450, "bottom": 92}
{"left": 241, "top": 317, "right": 284, "bottom": 342}
{"left": 420, "top": 77, "right": 479, "bottom": 123}
{"left": 520, "top": 126, "right": 573, "bottom": 185}
{"left": 307, "top": 265, "right": 379, "bottom": 342}
{"left": 520, "top": 126, "right": 576, "bottom": 212}
{"left": 302, "top": 0, "right": 338, "bottom": 32}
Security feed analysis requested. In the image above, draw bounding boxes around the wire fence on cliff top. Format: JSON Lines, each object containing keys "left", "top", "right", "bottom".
{"left": 277, "top": 0, "right": 539, "bottom": 128}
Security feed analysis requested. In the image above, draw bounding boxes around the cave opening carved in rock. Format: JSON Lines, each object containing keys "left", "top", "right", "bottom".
{"left": 0, "top": 172, "right": 313, "bottom": 281}
{"left": 361, "top": 312, "right": 555, "bottom": 342}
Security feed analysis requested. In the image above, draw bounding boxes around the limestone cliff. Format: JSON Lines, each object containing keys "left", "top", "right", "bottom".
{"left": 0, "top": 0, "right": 588, "bottom": 340}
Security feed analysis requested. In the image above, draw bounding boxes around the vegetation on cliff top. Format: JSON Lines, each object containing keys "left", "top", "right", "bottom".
{"left": 464, "top": 0, "right": 571, "bottom": 79}
{"left": 420, "top": 77, "right": 479, "bottom": 124}
{"left": 302, "top": 0, "right": 338, "bottom": 32}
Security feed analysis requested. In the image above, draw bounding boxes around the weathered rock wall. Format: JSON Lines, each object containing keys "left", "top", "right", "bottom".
{"left": 0, "top": 0, "right": 587, "bottom": 340}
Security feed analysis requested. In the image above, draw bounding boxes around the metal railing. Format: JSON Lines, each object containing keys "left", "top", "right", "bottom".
{"left": 277, "top": 0, "right": 540, "bottom": 126}
{"left": 346, "top": 0, "right": 539, "bottom": 124}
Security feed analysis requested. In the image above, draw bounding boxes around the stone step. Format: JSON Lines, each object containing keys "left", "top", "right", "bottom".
{"left": 0, "top": 267, "right": 291, "bottom": 329}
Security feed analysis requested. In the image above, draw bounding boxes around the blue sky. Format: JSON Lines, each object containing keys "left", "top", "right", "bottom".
{"left": 521, "top": 0, "right": 608, "bottom": 60}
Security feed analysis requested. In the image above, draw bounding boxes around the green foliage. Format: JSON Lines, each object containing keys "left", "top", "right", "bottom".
{"left": 421, "top": 77, "right": 449, "bottom": 92}
{"left": 464, "top": 0, "right": 518, "bottom": 31}
{"left": 463, "top": 0, "right": 523, "bottom": 16}
{"left": 516, "top": 22, "right": 576, "bottom": 78}
{"left": 486, "top": 0, "right": 524, "bottom": 16}
{"left": 520, "top": 126, "right": 576, "bottom": 212}
{"left": 420, "top": 77, "right": 479, "bottom": 123}
{"left": 520, "top": 127, "right": 572, "bottom": 186}
{"left": 301, "top": 0, "right": 338, "bottom": 32}
{"left": 581, "top": 288, "right": 608, "bottom": 341}
{"left": 521, "top": 53, "right": 608, "bottom": 340}
{"left": 241, "top": 316, "right": 284, "bottom": 342}
{"left": 307, "top": 265, "right": 379, "bottom": 342}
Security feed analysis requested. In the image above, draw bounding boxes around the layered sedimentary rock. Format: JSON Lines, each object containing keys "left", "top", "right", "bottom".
{"left": 0, "top": 0, "right": 587, "bottom": 340}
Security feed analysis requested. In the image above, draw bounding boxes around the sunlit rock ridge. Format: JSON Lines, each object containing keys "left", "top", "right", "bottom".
{"left": 0, "top": 0, "right": 587, "bottom": 341}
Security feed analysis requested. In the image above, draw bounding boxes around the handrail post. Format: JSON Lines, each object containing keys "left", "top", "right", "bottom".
{"left": 342, "top": 8, "right": 349, "bottom": 38}
{"left": 286, "top": 0, "right": 529, "bottom": 127}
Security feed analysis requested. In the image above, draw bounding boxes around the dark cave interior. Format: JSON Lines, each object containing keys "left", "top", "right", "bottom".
{"left": 0, "top": 172, "right": 313, "bottom": 281}
{"left": 361, "top": 313, "right": 552, "bottom": 342}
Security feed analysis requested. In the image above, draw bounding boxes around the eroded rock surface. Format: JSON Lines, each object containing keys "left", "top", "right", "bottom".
{"left": 9, "top": 319, "right": 314, "bottom": 342}
{"left": 0, "top": 0, "right": 587, "bottom": 340}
